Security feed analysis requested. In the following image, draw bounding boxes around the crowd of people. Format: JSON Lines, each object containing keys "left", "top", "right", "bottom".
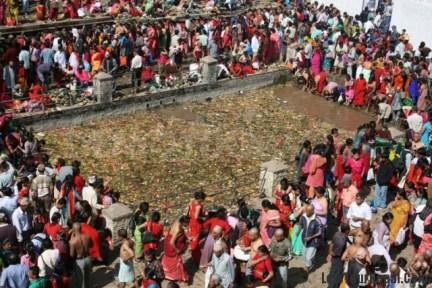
{"left": 2, "top": 0, "right": 432, "bottom": 287}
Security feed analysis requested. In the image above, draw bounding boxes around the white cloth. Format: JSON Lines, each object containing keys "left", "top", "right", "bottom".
{"left": 413, "top": 204, "right": 426, "bottom": 237}
{"left": 49, "top": 205, "right": 67, "bottom": 227}
{"left": 82, "top": 186, "right": 104, "bottom": 210}
{"left": 407, "top": 113, "right": 423, "bottom": 133}
{"left": 368, "top": 243, "right": 391, "bottom": 275}
{"left": 347, "top": 202, "right": 372, "bottom": 229}
{"left": 38, "top": 249, "right": 60, "bottom": 277}
{"left": 130, "top": 55, "right": 142, "bottom": 70}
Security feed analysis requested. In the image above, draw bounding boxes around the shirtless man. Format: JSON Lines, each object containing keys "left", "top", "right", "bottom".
{"left": 69, "top": 222, "right": 92, "bottom": 288}
{"left": 349, "top": 220, "right": 372, "bottom": 247}
{"left": 243, "top": 228, "right": 264, "bottom": 259}
{"left": 118, "top": 229, "right": 135, "bottom": 288}
{"left": 342, "top": 232, "right": 371, "bottom": 264}
{"left": 409, "top": 249, "right": 432, "bottom": 280}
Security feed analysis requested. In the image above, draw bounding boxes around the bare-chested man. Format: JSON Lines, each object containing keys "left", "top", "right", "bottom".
{"left": 409, "top": 249, "right": 432, "bottom": 279}
{"left": 349, "top": 220, "right": 372, "bottom": 247}
{"left": 342, "top": 231, "right": 371, "bottom": 264}
{"left": 69, "top": 222, "right": 92, "bottom": 288}
{"left": 117, "top": 228, "right": 135, "bottom": 288}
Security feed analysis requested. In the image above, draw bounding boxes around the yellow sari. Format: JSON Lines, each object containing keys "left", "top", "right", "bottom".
{"left": 389, "top": 199, "right": 411, "bottom": 241}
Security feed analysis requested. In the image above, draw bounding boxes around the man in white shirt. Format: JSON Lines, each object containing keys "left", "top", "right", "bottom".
{"left": 37, "top": 239, "right": 60, "bottom": 277}
{"left": 11, "top": 198, "right": 32, "bottom": 243}
{"left": 49, "top": 198, "right": 67, "bottom": 227}
{"left": 54, "top": 47, "right": 67, "bottom": 71}
{"left": 407, "top": 106, "right": 423, "bottom": 134}
{"left": 347, "top": 193, "right": 372, "bottom": 230}
{"left": 130, "top": 50, "right": 142, "bottom": 88}
{"left": 82, "top": 176, "right": 105, "bottom": 211}
{"left": 18, "top": 47, "right": 30, "bottom": 70}
{"left": 251, "top": 33, "right": 260, "bottom": 59}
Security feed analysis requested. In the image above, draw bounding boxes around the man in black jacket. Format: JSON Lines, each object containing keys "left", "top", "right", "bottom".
{"left": 373, "top": 153, "right": 395, "bottom": 209}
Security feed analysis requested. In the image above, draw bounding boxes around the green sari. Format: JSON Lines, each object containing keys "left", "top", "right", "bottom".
{"left": 290, "top": 224, "right": 304, "bottom": 256}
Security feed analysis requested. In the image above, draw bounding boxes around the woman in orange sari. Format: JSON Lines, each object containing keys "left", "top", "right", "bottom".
{"left": 274, "top": 194, "right": 292, "bottom": 233}
{"left": 187, "top": 191, "right": 206, "bottom": 264}
{"left": 389, "top": 190, "right": 411, "bottom": 243}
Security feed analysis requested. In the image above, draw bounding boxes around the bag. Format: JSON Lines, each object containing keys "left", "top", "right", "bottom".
{"left": 119, "top": 55, "right": 128, "bottom": 67}
{"left": 141, "top": 231, "right": 157, "bottom": 244}
{"left": 395, "top": 227, "right": 408, "bottom": 246}
{"left": 397, "top": 172, "right": 408, "bottom": 189}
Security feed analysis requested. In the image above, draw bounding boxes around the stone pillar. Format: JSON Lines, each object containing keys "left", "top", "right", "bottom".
{"left": 200, "top": 56, "right": 218, "bottom": 84}
{"left": 259, "top": 159, "right": 289, "bottom": 199}
{"left": 93, "top": 72, "right": 113, "bottom": 104}
{"left": 101, "top": 203, "right": 133, "bottom": 246}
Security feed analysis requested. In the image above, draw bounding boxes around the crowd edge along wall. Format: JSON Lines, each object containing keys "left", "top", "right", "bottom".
{"left": 315, "top": 0, "right": 365, "bottom": 18}
{"left": 390, "top": 0, "right": 432, "bottom": 49}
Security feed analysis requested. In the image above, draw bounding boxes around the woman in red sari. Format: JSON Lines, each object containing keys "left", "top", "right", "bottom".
{"left": 59, "top": 175, "right": 81, "bottom": 219}
{"left": 143, "top": 211, "right": 164, "bottom": 253}
{"left": 251, "top": 245, "right": 274, "bottom": 285}
{"left": 353, "top": 73, "right": 367, "bottom": 107}
{"left": 274, "top": 194, "right": 292, "bottom": 232}
{"left": 161, "top": 216, "right": 189, "bottom": 283}
{"left": 188, "top": 191, "right": 206, "bottom": 264}
{"left": 36, "top": 0, "right": 45, "bottom": 20}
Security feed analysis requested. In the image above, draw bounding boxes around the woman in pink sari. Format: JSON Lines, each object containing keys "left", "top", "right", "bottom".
{"left": 310, "top": 49, "right": 321, "bottom": 76}
{"left": 306, "top": 144, "right": 327, "bottom": 199}
{"left": 259, "top": 199, "right": 281, "bottom": 247}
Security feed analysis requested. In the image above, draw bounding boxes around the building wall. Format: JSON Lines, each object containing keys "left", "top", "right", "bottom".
{"left": 316, "top": 0, "right": 432, "bottom": 49}
{"left": 390, "top": 0, "right": 432, "bottom": 48}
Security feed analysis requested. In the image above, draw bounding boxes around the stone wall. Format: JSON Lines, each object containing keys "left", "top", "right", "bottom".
{"left": 16, "top": 69, "right": 291, "bottom": 131}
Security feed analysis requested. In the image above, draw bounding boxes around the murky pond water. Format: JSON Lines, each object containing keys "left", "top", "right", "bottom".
{"left": 45, "top": 83, "right": 372, "bottom": 215}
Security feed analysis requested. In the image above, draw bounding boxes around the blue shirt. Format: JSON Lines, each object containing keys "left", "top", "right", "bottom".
{"left": 422, "top": 122, "right": 432, "bottom": 147}
{"left": 0, "top": 264, "right": 29, "bottom": 288}
{"left": 40, "top": 48, "right": 54, "bottom": 65}
{"left": 0, "top": 163, "right": 16, "bottom": 189}
{"left": 0, "top": 195, "right": 18, "bottom": 220}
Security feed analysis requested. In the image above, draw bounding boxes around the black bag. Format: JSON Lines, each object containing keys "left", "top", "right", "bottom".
{"left": 141, "top": 231, "right": 157, "bottom": 244}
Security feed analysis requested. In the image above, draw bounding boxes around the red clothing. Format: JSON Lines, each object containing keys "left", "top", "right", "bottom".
{"left": 188, "top": 201, "right": 203, "bottom": 262}
{"left": 346, "top": 157, "right": 365, "bottom": 189}
{"left": 74, "top": 175, "right": 85, "bottom": 193}
{"left": 18, "top": 187, "right": 29, "bottom": 199}
{"left": 274, "top": 200, "right": 292, "bottom": 231}
{"left": 142, "top": 279, "right": 158, "bottom": 288}
{"left": 162, "top": 229, "right": 188, "bottom": 282}
{"left": 252, "top": 254, "right": 273, "bottom": 284}
{"left": 143, "top": 220, "right": 164, "bottom": 252}
{"left": 44, "top": 223, "right": 62, "bottom": 240}
{"left": 203, "top": 218, "right": 231, "bottom": 236}
{"left": 353, "top": 78, "right": 367, "bottom": 106}
{"left": 81, "top": 223, "right": 102, "bottom": 261}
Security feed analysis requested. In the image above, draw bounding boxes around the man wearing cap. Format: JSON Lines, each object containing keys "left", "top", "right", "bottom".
{"left": 11, "top": 197, "right": 32, "bottom": 243}
{"left": 30, "top": 164, "right": 53, "bottom": 214}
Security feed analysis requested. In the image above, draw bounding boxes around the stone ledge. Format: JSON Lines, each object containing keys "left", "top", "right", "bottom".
{"left": 15, "top": 69, "right": 291, "bottom": 131}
